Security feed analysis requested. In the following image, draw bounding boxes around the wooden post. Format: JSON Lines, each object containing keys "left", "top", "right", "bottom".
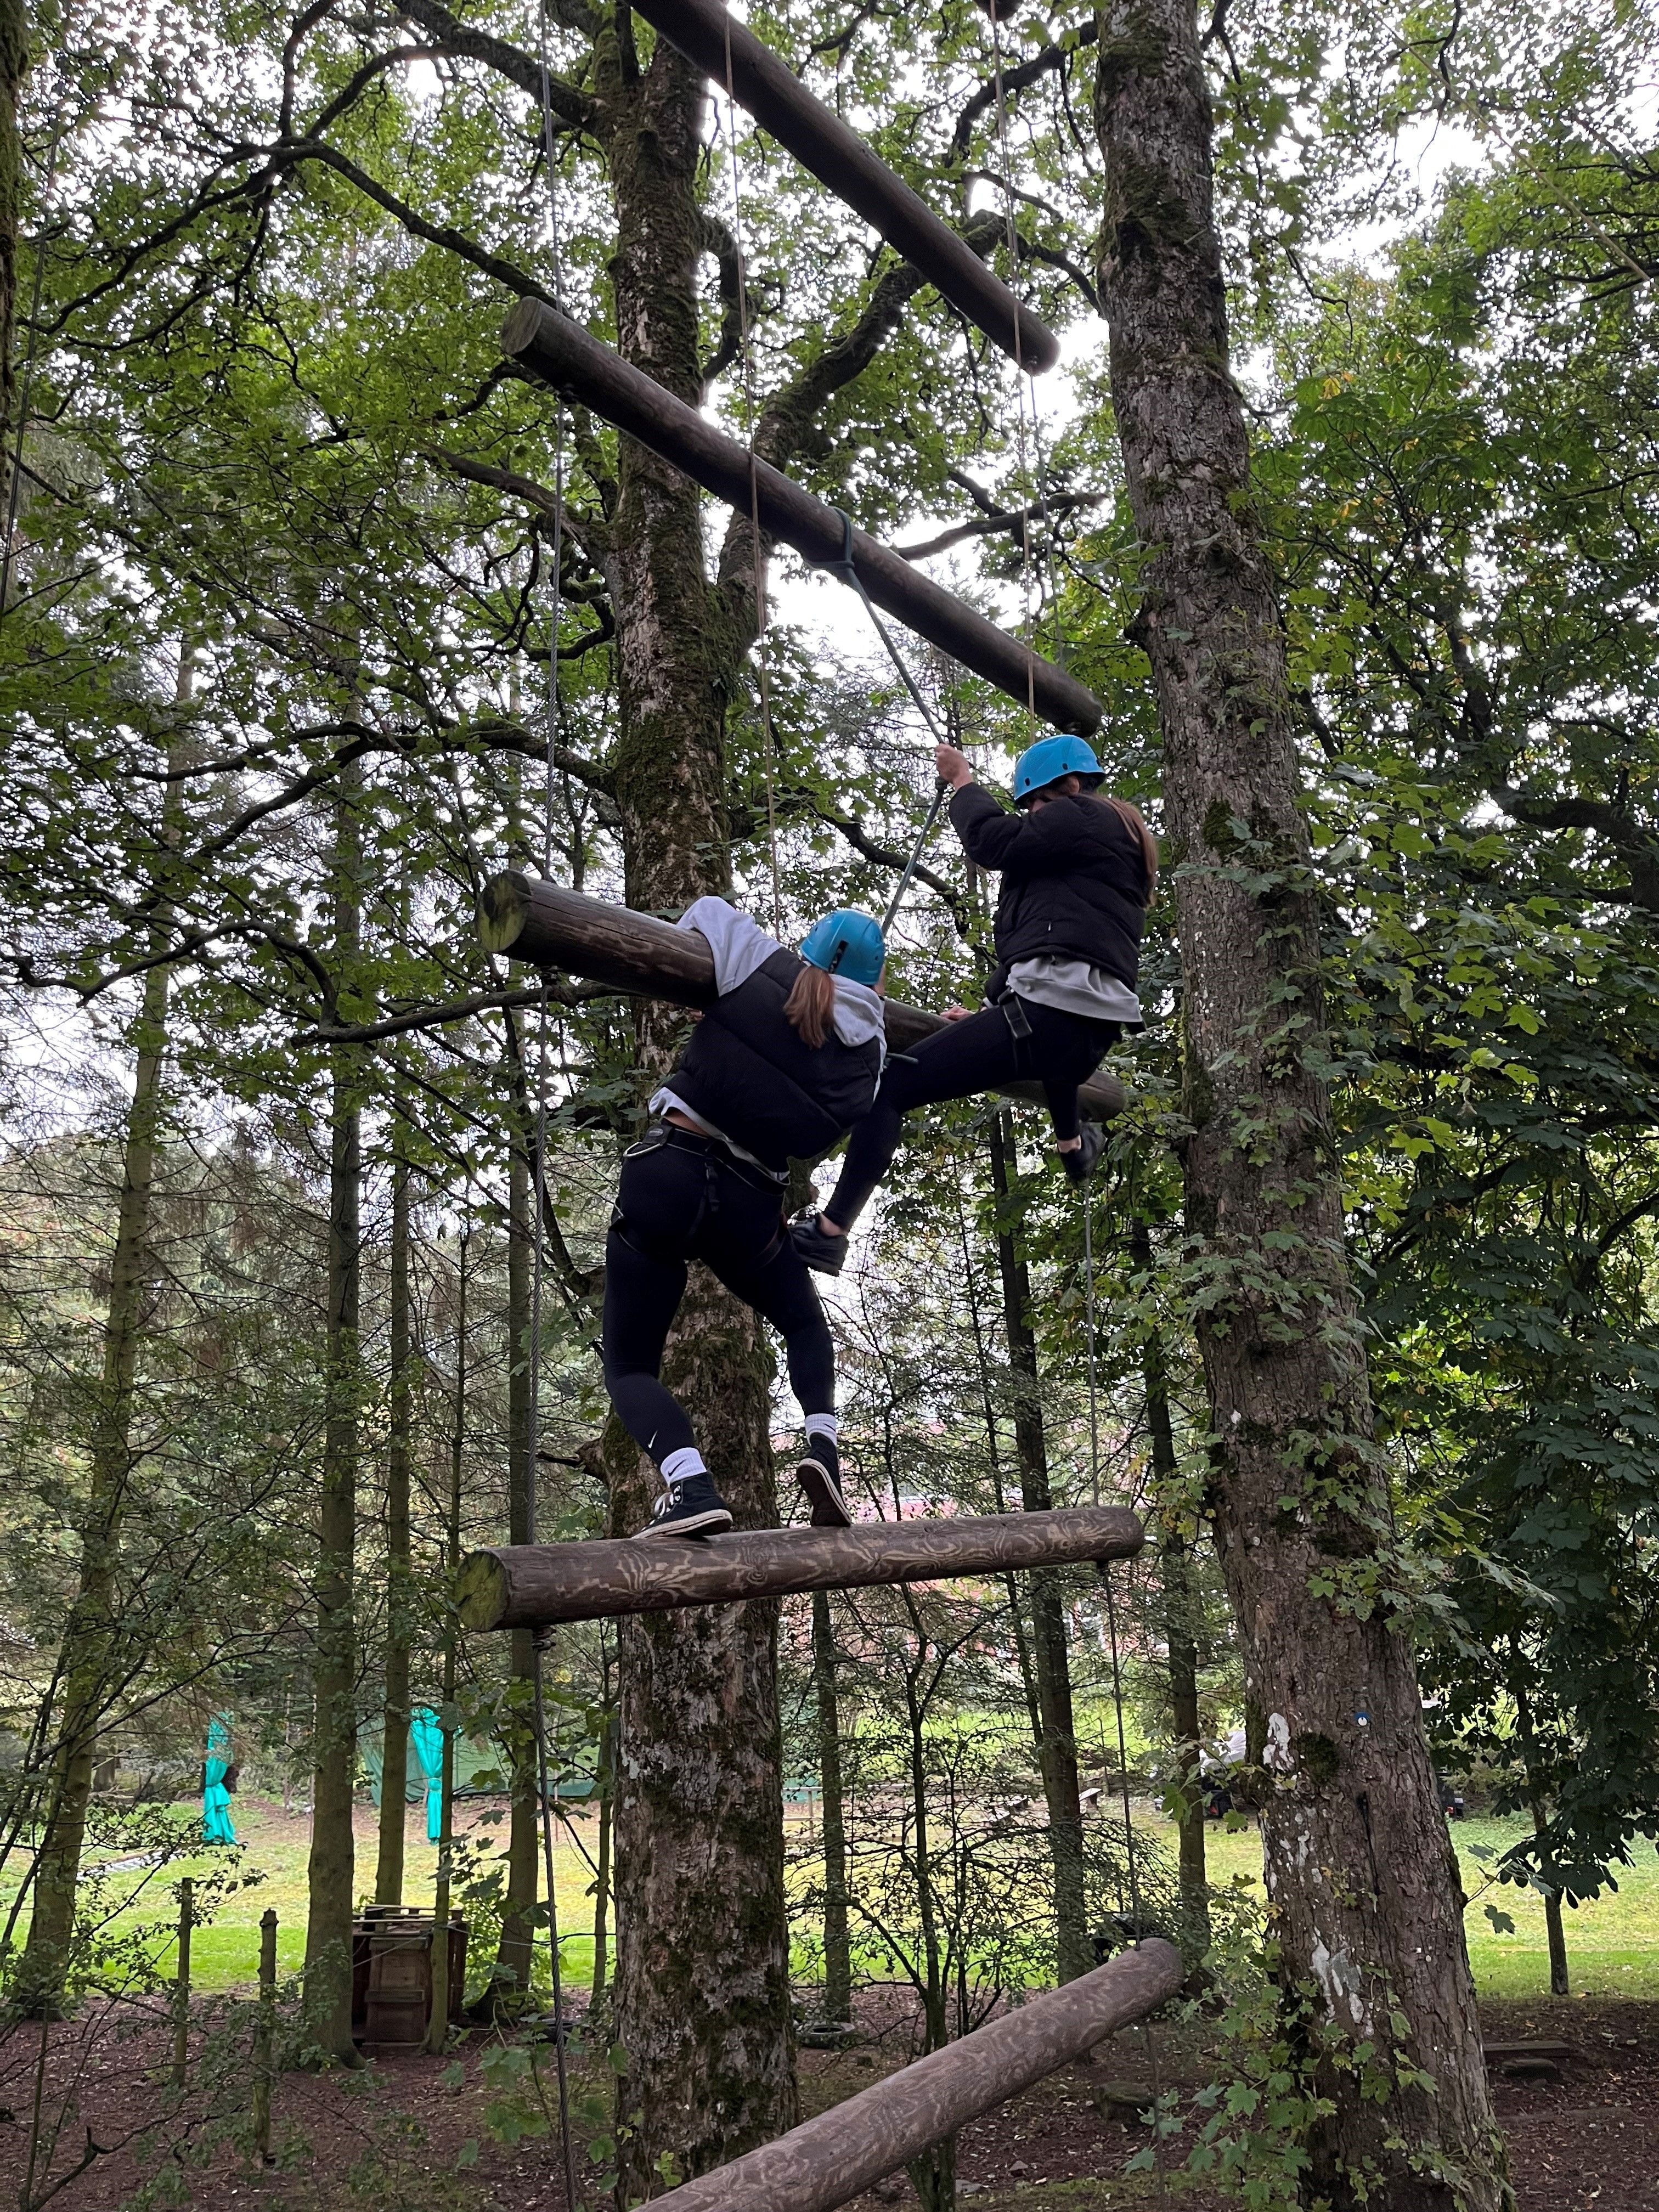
{"left": 477, "top": 872, "right": 1128, "bottom": 1126}
{"left": 644, "top": 1940, "right": 1182, "bottom": 2212}
{"left": 171, "top": 1876, "right": 193, "bottom": 2088}
{"left": 252, "top": 1907, "right": 277, "bottom": 2163}
{"left": 460, "top": 1505, "right": 1144, "bottom": 1631}
{"left": 629, "top": 0, "right": 1059, "bottom": 374}
{"left": 500, "top": 300, "right": 1102, "bottom": 736}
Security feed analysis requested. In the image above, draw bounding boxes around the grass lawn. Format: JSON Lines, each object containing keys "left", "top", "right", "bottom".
{"left": 54, "top": 1793, "right": 606, "bottom": 1997}
{"left": 1173, "top": 1810, "right": 1659, "bottom": 2002}
{"left": 26, "top": 1797, "right": 1659, "bottom": 2006}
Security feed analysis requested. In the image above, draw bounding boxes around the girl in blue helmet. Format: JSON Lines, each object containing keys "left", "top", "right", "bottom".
{"left": 603, "top": 895, "right": 887, "bottom": 1536}
{"left": 794, "top": 736, "right": 1154, "bottom": 1275}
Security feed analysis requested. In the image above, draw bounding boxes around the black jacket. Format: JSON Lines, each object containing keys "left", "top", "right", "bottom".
{"left": 671, "top": 949, "right": 884, "bottom": 1173}
{"left": 950, "top": 783, "right": 1147, "bottom": 994}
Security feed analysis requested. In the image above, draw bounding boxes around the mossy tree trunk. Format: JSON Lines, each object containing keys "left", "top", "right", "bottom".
{"left": 596, "top": 33, "right": 797, "bottom": 2195}
{"left": 20, "top": 646, "right": 191, "bottom": 2013}
{"left": 1093, "top": 4, "right": 1508, "bottom": 2200}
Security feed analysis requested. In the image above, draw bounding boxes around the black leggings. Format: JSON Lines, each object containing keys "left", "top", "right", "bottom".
{"left": 824, "top": 997, "right": 1119, "bottom": 1232}
{"left": 602, "top": 1133, "right": 835, "bottom": 1466}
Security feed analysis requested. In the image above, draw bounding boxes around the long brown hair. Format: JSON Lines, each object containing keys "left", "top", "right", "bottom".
{"left": 783, "top": 961, "right": 838, "bottom": 1048}
{"left": 1095, "top": 792, "right": 1158, "bottom": 906}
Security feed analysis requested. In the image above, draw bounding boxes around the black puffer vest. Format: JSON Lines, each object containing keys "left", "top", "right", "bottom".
{"left": 949, "top": 784, "right": 1147, "bottom": 992}
{"left": 670, "top": 949, "right": 883, "bottom": 1173}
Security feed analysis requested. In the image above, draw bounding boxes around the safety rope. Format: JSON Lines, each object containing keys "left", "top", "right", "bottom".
{"left": 529, "top": 8, "right": 578, "bottom": 2200}
{"left": 720, "top": 20, "right": 785, "bottom": 939}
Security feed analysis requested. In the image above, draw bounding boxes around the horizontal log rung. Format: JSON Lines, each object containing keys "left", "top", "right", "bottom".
{"left": 459, "top": 1505, "right": 1144, "bottom": 1629}
{"left": 477, "top": 872, "right": 1129, "bottom": 1124}
{"left": 631, "top": 0, "right": 1060, "bottom": 374}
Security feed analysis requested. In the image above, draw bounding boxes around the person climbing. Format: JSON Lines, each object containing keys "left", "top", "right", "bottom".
{"left": 603, "top": 895, "right": 887, "bottom": 1537}
{"left": 792, "top": 736, "right": 1154, "bottom": 1277}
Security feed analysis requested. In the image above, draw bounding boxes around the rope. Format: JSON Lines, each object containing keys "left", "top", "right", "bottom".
{"left": 720, "top": 20, "right": 784, "bottom": 939}
{"left": 529, "top": 9, "right": 577, "bottom": 2199}
{"left": 1082, "top": 1180, "right": 1171, "bottom": 2201}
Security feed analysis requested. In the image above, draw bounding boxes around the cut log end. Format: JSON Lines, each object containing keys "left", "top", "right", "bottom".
{"left": 456, "top": 1550, "right": 509, "bottom": 1632}
{"left": 501, "top": 295, "right": 545, "bottom": 359}
{"left": 477, "top": 870, "right": 532, "bottom": 954}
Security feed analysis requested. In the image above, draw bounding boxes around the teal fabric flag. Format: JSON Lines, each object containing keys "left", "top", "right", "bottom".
{"left": 410, "top": 1707, "right": 444, "bottom": 1843}
{"left": 202, "top": 1713, "right": 235, "bottom": 1844}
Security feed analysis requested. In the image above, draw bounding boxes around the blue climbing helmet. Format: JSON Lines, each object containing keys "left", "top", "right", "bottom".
{"left": 1012, "top": 735, "right": 1104, "bottom": 808}
{"left": 799, "top": 908, "right": 885, "bottom": 987}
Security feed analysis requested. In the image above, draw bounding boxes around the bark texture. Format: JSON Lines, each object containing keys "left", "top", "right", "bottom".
{"left": 20, "top": 650, "right": 190, "bottom": 2011}
{"left": 1093, "top": 5, "right": 1508, "bottom": 2202}
{"left": 597, "top": 32, "right": 796, "bottom": 2196}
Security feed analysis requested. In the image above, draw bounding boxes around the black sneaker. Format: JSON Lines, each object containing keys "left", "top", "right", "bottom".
{"left": 1060, "top": 1121, "right": 1104, "bottom": 1186}
{"left": 794, "top": 1455, "right": 853, "bottom": 1528}
{"left": 632, "top": 1474, "right": 735, "bottom": 1540}
{"left": 792, "top": 1215, "right": 848, "bottom": 1277}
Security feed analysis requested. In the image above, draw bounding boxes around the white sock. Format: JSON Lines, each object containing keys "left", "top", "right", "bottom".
{"left": 661, "top": 1446, "right": 707, "bottom": 1487}
{"left": 804, "top": 1414, "right": 839, "bottom": 1443}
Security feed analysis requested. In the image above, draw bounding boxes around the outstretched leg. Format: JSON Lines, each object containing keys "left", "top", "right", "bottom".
{"left": 819, "top": 1007, "right": 1024, "bottom": 1234}
{"left": 602, "top": 1142, "right": 735, "bottom": 1536}
{"left": 706, "top": 1227, "right": 851, "bottom": 1527}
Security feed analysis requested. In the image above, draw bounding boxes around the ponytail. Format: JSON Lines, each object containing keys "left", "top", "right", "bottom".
{"left": 1096, "top": 793, "right": 1159, "bottom": 907}
{"left": 783, "top": 961, "right": 838, "bottom": 1049}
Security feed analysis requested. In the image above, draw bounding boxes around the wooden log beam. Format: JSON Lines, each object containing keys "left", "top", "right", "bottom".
{"left": 478, "top": 871, "right": 1129, "bottom": 1123}
{"left": 630, "top": 0, "right": 1060, "bottom": 374}
{"left": 500, "top": 298, "right": 1102, "bottom": 736}
{"left": 459, "top": 1504, "right": 1144, "bottom": 1629}
{"left": 641, "top": 1940, "right": 1183, "bottom": 2212}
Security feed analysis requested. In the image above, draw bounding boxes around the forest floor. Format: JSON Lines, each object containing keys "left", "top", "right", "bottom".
{"left": 6, "top": 1800, "right": 1658, "bottom": 2209}
{"left": 1, "top": 1987, "right": 1654, "bottom": 2210}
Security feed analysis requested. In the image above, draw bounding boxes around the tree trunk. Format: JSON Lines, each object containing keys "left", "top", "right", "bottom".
{"left": 303, "top": 761, "right": 363, "bottom": 2066}
{"left": 986, "top": 1116, "right": 1090, "bottom": 1984}
{"left": 1093, "top": 8, "right": 1506, "bottom": 2202}
{"left": 490, "top": 1144, "right": 539, "bottom": 2008}
{"left": 19, "top": 646, "right": 191, "bottom": 2013}
{"left": 1513, "top": 1679, "right": 1567, "bottom": 1998}
{"left": 811, "top": 1588, "right": 852, "bottom": 2023}
{"left": 375, "top": 1150, "right": 414, "bottom": 1908}
{"left": 0, "top": 0, "right": 25, "bottom": 525}
{"left": 1136, "top": 1232, "right": 1209, "bottom": 1950}
{"left": 599, "top": 31, "right": 795, "bottom": 2198}
{"left": 430, "top": 1228, "right": 468, "bottom": 2054}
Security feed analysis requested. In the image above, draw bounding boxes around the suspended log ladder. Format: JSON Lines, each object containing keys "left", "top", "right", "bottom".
{"left": 631, "top": 0, "right": 1060, "bottom": 374}
{"left": 500, "top": 5, "right": 1100, "bottom": 732}
{"left": 490, "top": 21, "right": 1165, "bottom": 2199}
{"left": 478, "top": 870, "right": 1129, "bottom": 1124}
